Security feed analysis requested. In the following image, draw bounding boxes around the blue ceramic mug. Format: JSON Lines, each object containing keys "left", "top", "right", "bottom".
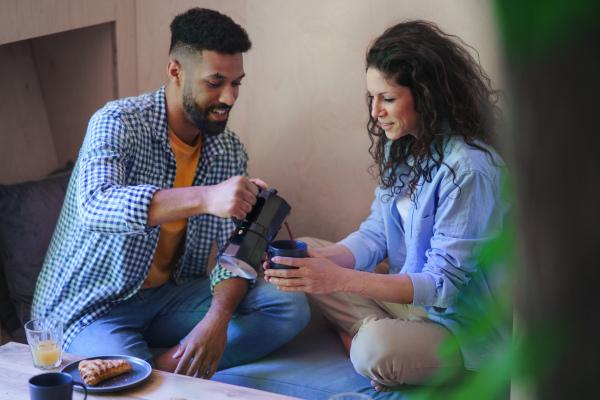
{"left": 268, "top": 240, "right": 307, "bottom": 269}
{"left": 29, "top": 372, "right": 87, "bottom": 400}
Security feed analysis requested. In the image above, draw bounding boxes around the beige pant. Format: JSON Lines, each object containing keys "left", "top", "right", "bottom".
{"left": 300, "top": 237, "right": 464, "bottom": 386}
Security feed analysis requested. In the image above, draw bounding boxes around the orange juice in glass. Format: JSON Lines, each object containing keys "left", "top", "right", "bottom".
{"left": 24, "top": 317, "right": 63, "bottom": 369}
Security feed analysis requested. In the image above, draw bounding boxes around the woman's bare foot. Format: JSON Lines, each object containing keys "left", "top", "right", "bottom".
{"left": 371, "top": 380, "right": 404, "bottom": 392}
{"left": 154, "top": 346, "right": 179, "bottom": 372}
{"left": 324, "top": 318, "right": 353, "bottom": 357}
{"left": 337, "top": 329, "right": 353, "bottom": 356}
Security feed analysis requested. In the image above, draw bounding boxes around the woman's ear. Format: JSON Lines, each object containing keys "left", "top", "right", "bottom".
{"left": 167, "top": 60, "right": 184, "bottom": 86}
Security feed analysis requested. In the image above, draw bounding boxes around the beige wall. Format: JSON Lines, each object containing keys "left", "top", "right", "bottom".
{"left": 0, "top": 0, "right": 503, "bottom": 242}
{"left": 0, "top": 0, "right": 137, "bottom": 184}
{"left": 135, "top": 0, "right": 504, "bottom": 242}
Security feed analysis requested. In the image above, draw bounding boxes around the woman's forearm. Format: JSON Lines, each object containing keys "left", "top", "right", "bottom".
{"left": 311, "top": 244, "right": 414, "bottom": 303}
{"left": 342, "top": 269, "right": 415, "bottom": 304}
{"left": 312, "top": 244, "right": 356, "bottom": 269}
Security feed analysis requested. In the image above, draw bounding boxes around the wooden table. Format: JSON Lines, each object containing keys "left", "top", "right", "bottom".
{"left": 0, "top": 342, "right": 300, "bottom": 399}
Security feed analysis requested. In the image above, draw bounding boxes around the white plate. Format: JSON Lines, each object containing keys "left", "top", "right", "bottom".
{"left": 61, "top": 355, "right": 151, "bottom": 393}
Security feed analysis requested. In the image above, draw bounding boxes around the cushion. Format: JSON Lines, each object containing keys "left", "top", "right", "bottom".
{"left": 213, "top": 307, "right": 409, "bottom": 400}
{"left": 0, "top": 170, "right": 71, "bottom": 342}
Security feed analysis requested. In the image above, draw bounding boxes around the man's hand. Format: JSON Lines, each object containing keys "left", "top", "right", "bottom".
{"left": 171, "top": 311, "right": 229, "bottom": 379}
{"left": 200, "top": 176, "right": 268, "bottom": 220}
{"left": 147, "top": 176, "right": 268, "bottom": 226}
{"left": 157, "top": 277, "right": 247, "bottom": 379}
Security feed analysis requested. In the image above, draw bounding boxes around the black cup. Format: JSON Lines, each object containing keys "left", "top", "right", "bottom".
{"left": 29, "top": 372, "right": 87, "bottom": 400}
{"left": 268, "top": 240, "right": 307, "bottom": 269}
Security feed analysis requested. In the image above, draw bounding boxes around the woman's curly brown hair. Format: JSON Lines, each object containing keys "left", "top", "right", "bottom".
{"left": 366, "top": 20, "right": 503, "bottom": 198}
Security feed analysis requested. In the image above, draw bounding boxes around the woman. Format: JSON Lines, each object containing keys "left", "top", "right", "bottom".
{"left": 264, "top": 20, "right": 510, "bottom": 391}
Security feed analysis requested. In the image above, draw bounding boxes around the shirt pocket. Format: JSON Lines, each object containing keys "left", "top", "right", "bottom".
{"left": 411, "top": 213, "right": 435, "bottom": 235}
{"left": 410, "top": 213, "right": 435, "bottom": 255}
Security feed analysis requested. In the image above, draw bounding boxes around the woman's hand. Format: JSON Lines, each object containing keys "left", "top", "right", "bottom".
{"left": 263, "top": 247, "right": 349, "bottom": 294}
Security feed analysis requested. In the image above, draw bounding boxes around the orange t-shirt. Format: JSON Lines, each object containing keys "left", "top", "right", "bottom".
{"left": 142, "top": 129, "right": 201, "bottom": 288}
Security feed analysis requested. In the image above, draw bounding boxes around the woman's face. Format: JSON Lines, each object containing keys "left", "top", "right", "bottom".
{"left": 366, "top": 68, "right": 420, "bottom": 140}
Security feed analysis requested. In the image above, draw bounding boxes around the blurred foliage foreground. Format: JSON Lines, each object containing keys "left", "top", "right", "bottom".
{"left": 405, "top": 1, "right": 600, "bottom": 399}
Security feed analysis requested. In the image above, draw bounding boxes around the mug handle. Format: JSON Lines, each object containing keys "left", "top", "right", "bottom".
{"left": 73, "top": 382, "right": 88, "bottom": 399}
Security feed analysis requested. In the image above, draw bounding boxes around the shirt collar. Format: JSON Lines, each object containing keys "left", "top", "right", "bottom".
{"left": 152, "top": 86, "right": 169, "bottom": 143}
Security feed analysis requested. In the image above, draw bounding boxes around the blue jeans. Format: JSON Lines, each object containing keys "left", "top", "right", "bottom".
{"left": 66, "top": 277, "right": 310, "bottom": 369}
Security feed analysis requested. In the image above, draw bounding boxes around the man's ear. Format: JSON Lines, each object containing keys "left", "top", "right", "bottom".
{"left": 167, "top": 60, "right": 183, "bottom": 86}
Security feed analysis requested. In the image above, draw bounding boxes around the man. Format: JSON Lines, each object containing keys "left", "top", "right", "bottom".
{"left": 31, "top": 8, "right": 309, "bottom": 379}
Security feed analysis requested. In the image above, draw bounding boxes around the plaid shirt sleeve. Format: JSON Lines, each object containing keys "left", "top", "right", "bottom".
{"left": 77, "top": 107, "right": 161, "bottom": 236}
{"left": 209, "top": 244, "right": 258, "bottom": 293}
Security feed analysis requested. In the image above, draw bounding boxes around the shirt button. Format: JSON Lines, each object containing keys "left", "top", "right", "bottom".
{"left": 419, "top": 302, "right": 424, "bottom": 305}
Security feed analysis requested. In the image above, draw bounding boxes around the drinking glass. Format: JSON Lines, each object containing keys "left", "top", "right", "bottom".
{"left": 24, "top": 317, "right": 63, "bottom": 369}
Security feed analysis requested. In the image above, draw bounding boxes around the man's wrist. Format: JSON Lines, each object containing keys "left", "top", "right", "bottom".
{"left": 208, "top": 277, "right": 248, "bottom": 321}
{"left": 191, "top": 185, "right": 209, "bottom": 215}
{"left": 206, "top": 305, "right": 234, "bottom": 321}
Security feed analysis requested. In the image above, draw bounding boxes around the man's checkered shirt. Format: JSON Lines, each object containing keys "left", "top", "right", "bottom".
{"left": 32, "top": 86, "right": 250, "bottom": 349}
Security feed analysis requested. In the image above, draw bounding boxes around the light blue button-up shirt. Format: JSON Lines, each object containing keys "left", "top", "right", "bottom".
{"left": 339, "top": 136, "right": 511, "bottom": 370}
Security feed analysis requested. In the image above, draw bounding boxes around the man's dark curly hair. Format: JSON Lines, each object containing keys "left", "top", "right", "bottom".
{"left": 169, "top": 8, "right": 251, "bottom": 56}
{"left": 366, "top": 20, "right": 503, "bottom": 198}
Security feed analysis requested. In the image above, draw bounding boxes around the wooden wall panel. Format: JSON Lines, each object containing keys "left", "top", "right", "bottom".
{"left": 0, "top": 0, "right": 137, "bottom": 106}
{"left": 115, "top": 0, "right": 138, "bottom": 98}
{"left": 0, "top": 42, "right": 58, "bottom": 184}
{"left": 0, "top": 0, "right": 117, "bottom": 45}
{"left": 32, "top": 23, "right": 117, "bottom": 169}
{"left": 0, "top": 0, "right": 137, "bottom": 184}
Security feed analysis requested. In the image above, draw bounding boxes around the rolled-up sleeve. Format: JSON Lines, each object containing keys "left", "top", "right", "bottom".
{"left": 77, "top": 111, "right": 161, "bottom": 236}
{"left": 407, "top": 273, "right": 437, "bottom": 306}
{"left": 338, "top": 186, "right": 389, "bottom": 271}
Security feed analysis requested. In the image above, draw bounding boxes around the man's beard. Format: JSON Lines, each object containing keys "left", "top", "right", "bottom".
{"left": 182, "top": 84, "right": 230, "bottom": 137}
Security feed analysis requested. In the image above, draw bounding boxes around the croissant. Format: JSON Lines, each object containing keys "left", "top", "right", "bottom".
{"left": 78, "top": 359, "right": 133, "bottom": 386}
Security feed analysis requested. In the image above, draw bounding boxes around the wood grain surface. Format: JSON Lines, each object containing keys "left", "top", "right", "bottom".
{"left": 0, "top": 342, "right": 300, "bottom": 400}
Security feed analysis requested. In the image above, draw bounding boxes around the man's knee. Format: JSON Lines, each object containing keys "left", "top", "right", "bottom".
{"left": 272, "top": 286, "right": 311, "bottom": 336}
{"left": 282, "top": 291, "right": 311, "bottom": 336}
{"left": 248, "top": 280, "right": 311, "bottom": 335}
{"left": 68, "top": 324, "right": 153, "bottom": 366}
